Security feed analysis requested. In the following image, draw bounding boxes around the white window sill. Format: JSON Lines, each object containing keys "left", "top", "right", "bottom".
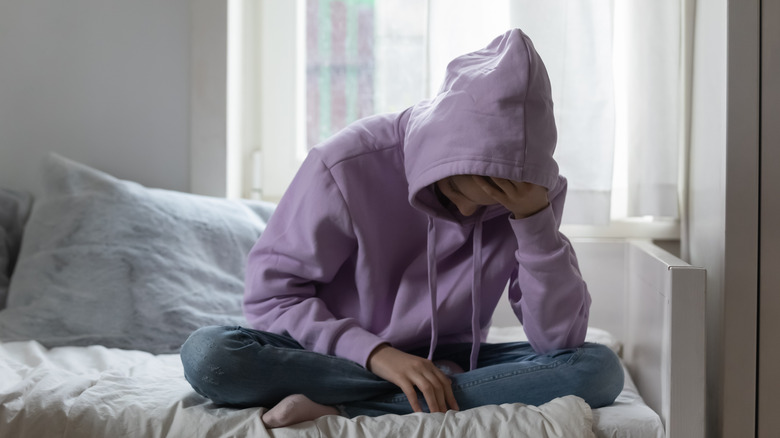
{"left": 561, "top": 218, "right": 680, "bottom": 240}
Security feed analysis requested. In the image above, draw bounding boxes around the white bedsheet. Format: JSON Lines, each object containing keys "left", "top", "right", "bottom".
{"left": 0, "top": 337, "right": 662, "bottom": 438}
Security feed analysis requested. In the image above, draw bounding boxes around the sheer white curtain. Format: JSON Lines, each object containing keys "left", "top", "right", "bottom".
{"left": 507, "top": 0, "right": 615, "bottom": 225}
{"left": 614, "top": 0, "right": 683, "bottom": 219}
{"left": 427, "top": 0, "right": 685, "bottom": 225}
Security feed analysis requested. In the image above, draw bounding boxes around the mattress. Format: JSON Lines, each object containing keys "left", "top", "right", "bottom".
{"left": 0, "top": 328, "right": 663, "bottom": 438}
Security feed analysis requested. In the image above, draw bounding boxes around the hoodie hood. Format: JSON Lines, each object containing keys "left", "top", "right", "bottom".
{"left": 404, "top": 29, "right": 558, "bottom": 220}
{"left": 404, "top": 29, "right": 559, "bottom": 370}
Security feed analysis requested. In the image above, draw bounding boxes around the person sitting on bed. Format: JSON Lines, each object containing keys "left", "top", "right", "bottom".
{"left": 180, "top": 28, "right": 624, "bottom": 428}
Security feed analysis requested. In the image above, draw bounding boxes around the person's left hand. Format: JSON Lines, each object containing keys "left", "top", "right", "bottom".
{"left": 472, "top": 176, "right": 549, "bottom": 219}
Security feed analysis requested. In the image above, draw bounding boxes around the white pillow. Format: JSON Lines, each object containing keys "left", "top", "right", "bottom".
{"left": 0, "top": 154, "right": 275, "bottom": 353}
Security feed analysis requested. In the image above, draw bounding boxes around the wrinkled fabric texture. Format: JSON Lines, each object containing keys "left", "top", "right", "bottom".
{"left": 0, "top": 339, "right": 609, "bottom": 438}
{"left": 244, "top": 28, "right": 590, "bottom": 369}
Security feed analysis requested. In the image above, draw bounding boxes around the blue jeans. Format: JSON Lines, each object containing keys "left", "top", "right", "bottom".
{"left": 180, "top": 326, "right": 623, "bottom": 417}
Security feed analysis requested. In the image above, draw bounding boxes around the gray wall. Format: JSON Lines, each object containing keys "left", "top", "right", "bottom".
{"left": 0, "top": 0, "right": 192, "bottom": 196}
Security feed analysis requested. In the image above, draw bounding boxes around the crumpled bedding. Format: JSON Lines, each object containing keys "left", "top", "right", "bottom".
{"left": 0, "top": 341, "right": 596, "bottom": 438}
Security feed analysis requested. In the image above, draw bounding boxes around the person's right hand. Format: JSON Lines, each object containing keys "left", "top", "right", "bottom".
{"left": 367, "top": 344, "right": 459, "bottom": 413}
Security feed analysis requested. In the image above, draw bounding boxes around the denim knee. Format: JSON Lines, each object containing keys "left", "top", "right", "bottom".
{"left": 576, "top": 343, "right": 624, "bottom": 408}
{"left": 180, "top": 325, "right": 244, "bottom": 405}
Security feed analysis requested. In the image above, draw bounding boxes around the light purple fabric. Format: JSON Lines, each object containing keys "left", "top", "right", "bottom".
{"left": 243, "top": 29, "right": 590, "bottom": 368}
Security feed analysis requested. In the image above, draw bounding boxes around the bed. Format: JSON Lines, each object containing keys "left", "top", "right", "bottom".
{"left": 0, "top": 154, "right": 705, "bottom": 437}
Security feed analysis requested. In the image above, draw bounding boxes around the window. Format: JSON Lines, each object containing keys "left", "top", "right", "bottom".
{"left": 304, "top": 0, "right": 426, "bottom": 150}
{"left": 229, "top": 0, "right": 685, "bottom": 239}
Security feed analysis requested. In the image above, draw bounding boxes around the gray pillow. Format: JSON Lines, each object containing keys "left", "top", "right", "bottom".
{"left": 0, "top": 189, "right": 33, "bottom": 309}
{"left": 0, "top": 153, "right": 275, "bottom": 353}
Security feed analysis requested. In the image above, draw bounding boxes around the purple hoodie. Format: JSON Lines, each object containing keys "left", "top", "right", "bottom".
{"left": 244, "top": 29, "right": 590, "bottom": 371}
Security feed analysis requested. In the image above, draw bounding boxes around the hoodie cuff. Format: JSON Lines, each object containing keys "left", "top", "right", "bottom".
{"left": 508, "top": 204, "right": 563, "bottom": 253}
{"left": 332, "top": 325, "right": 388, "bottom": 368}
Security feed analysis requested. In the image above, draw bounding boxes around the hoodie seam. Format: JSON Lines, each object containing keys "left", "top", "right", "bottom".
{"left": 311, "top": 150, "right": 357, "bottom": 237}
{"left": 413, "top": 156, "right": 527, "bottom": 177}
{"left": 396, "top": 106, "right": 413, "bottom": 144}
{"left": 430, "top": 155, "right": 525, "bottom": 166}
{"left": 328, "top": 171, "right": 355, "bottom": 236}
{"left": 521, "top": 33, "right": 533, "bottom": 175}
{"left": 323, "top": 107, "right": 410, "bottom": 169}
{"left": 324, "top": 143, "right": 400, "bottom": 170}
{"left": 410, "top": 156, "right": 530, "bottom": 190}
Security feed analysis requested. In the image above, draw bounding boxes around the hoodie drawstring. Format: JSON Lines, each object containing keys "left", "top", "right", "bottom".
{"left": 426, "top": 212, "right": 485, "bottom": 371}
{"left": 469, "top": 212, "right": 484, "bottom": 370}
{"left": 426, "top": 217, "right": 439, "bottom": 362}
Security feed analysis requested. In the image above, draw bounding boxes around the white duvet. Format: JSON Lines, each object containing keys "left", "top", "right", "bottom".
{"left": 0, "top": 341, "right": 599, "bottom": 438}
{"left": 0, "top": 327, "right": 664, "bottom": 438}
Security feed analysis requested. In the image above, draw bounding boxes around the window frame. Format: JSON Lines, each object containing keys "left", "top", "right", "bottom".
{"left": 229, "top": 0, "right": 682, "bottom": 240}
{"left": 229, "top": 0, "right": 305, "bottom": 201}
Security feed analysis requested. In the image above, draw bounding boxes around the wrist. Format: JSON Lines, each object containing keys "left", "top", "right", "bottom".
{"left": 367, "top": 343, "right": 391, "bottom": 372}
{"left": 511, "top": 201, "right": 550, "bottom": 219}
{"left": 509, "top": 206, "right": 563, "bottom": 252}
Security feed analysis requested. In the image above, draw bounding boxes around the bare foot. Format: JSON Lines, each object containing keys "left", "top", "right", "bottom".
{"left": 261, "top": 394, "right": 340, "bottom": 428}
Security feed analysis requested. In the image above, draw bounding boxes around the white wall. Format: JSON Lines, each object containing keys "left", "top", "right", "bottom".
{"left": 687, "top": 0, "right": 760, "bottom": 436}
{"left": 0, "top": 0, "right": 192, "bottom": 197}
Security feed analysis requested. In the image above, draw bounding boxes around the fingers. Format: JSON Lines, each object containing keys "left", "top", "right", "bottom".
{"left": 414, "top": 373, "right": 441, "bottom": 412}
{"left": 425, "top": 370, "right": 448, "bottom": 412}
{"left": 472, "top": 175, "right": 515, "bottom": 204}
{"left": 366, "top": 345, "right": 459, "bottom": 413}
{"left": 435, "top": 369, "right": 460, "bottom": 411}
{"left": 445, "top": 388, "right": 459, "bottom": 412}
{"left": 409, "top": 366, "right": 449, "bottom": 413}
{"left": 399, "top": 382, "right": 423, "bottom": 413}
{"left": 490, "top": 176, "right": 524, "bottom": 194}
{"left": 401, "top": 364, "right": 458, "bottom": 413}
{"left": 474, "top": 176, "right": 529, "bottom": 196}
{"left": 471, "top": 175, "right": 504, "bottom": 201}
{"left": 471, "top": 176, "right": 549, "bottom": 219}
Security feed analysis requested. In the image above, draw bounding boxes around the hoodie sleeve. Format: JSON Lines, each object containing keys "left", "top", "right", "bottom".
{"left": 243, "top": 150, "right": 387, "bottom": 367}
{"left": 506, "top": 176, "right": 591, "bottom": 353}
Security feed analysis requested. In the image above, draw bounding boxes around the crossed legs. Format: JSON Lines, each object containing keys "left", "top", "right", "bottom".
{"left": 180, "top": 326, "right": 623, "bottom": 427}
